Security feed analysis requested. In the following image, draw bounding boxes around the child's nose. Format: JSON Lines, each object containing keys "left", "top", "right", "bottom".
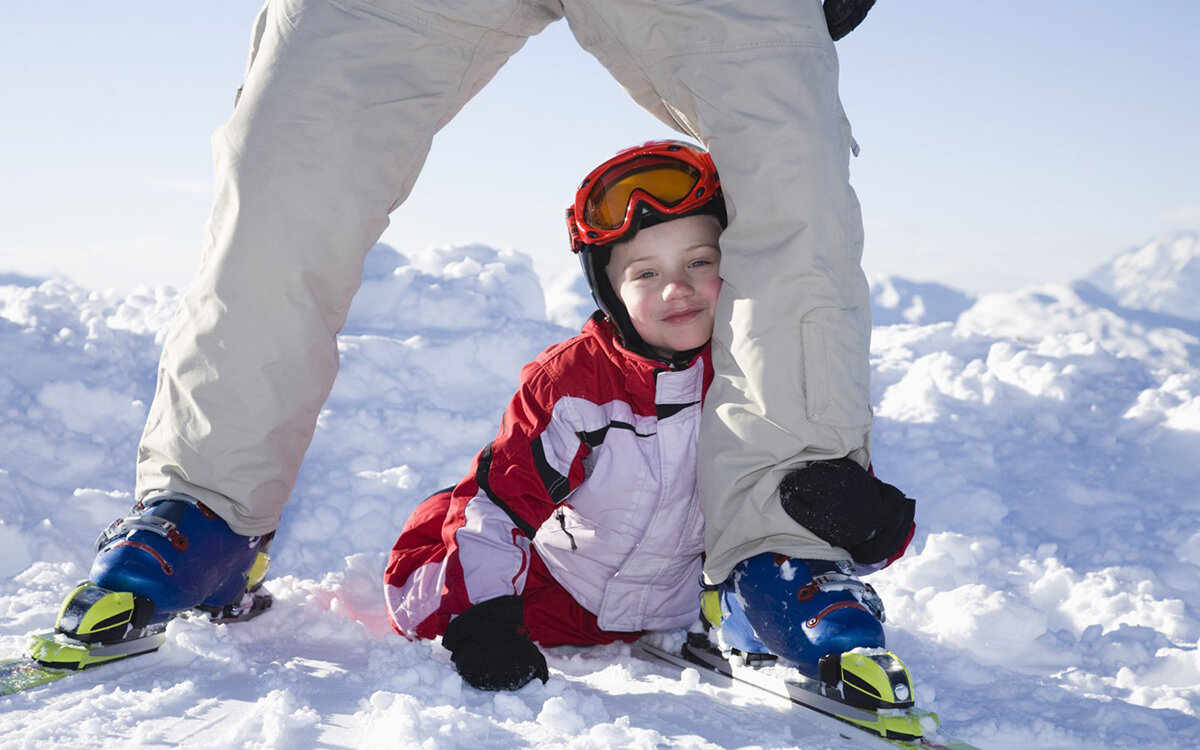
{"left": 663, "top": 279, "right": 693, "bottom": 300}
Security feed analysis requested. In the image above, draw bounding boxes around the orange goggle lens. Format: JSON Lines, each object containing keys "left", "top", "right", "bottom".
{"left": 582, "top": 158, "right": 703, "bottom": 230}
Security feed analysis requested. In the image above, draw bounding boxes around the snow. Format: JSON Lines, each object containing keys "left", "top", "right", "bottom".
{"left": 868, "top": 277, "right": 974, "bottom": 327}
{"left": 3, "top": 235, "right": 1200, "bottom": 748}
{"left": 1086, "top": 231, "right": 1200, "bottom": 322}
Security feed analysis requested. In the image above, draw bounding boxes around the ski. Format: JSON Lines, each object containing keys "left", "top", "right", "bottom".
{"left": 636, "top": 634, "right": 980, "bottom": 750}
{"left": 0, "top": 658, "right": 73, "bottom": 695}
{"left": 0, "top": 628, "right": 165, "bottom": 696}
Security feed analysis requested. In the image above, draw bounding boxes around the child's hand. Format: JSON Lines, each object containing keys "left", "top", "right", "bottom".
{"left": 442, "top": 595, "right": 549, "bottom": 691}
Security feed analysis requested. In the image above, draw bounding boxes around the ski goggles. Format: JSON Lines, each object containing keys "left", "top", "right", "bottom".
{"left": 567, "top": 140, "right": 721, "bottom": 253}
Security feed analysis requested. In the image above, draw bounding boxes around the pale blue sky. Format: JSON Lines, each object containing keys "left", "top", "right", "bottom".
{"left": 2, "top": 2, "right": 1197, "bottom": 295}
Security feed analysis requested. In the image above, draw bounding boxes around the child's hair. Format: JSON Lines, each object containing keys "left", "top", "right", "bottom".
{"left": 564, "top": 140, "right": 726, "bottom": 358}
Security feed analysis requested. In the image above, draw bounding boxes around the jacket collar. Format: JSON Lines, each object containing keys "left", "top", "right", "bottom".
{"left": 582, "top": 312, "right": 711, "bottom": 399}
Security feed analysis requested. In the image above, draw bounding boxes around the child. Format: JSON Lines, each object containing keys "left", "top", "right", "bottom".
{"left": 384, "top": 140, "right": 726, "bottom": 690}
{"left": 383, "top": 140, "right": 916, "bottom": 699}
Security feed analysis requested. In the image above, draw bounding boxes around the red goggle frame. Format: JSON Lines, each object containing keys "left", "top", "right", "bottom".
{"left": 567, "top": 140, "right": 721, "bottom": 253}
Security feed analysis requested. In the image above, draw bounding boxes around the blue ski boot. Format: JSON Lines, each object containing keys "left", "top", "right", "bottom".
{"left": 29, "top": 493, "right": 273, "bottom": 669}
{"left": 693, "top": 553, "right": 926, "bottom": 739}
{"left": 702, "top": 553, "right": 915, "bottom": 702}
{"left": 707, "top": 553, "right": 886, "bottom": 675}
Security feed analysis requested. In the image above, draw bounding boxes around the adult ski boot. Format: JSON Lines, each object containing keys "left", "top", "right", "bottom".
{"left": 698, "top": 552, "right": 926, "bottom": 740}
{"left": 28, "top": 492, "right": 273, "bottom": 670}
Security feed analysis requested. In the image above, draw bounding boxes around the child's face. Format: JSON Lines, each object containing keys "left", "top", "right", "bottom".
{"left": 606, "top": 214, "right": 722, "bottom": 359}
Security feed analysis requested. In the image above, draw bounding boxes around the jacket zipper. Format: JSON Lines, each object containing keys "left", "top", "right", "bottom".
{"left": 556, "top": 508, "right": 578, "bottom": 550}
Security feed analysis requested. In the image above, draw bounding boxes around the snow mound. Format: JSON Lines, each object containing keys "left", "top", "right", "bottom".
{"left": 3, "top": 240, "right": 1200, "bottom": 748}
{"left": 542, "top": 267, "right": 595, "bottom": 330}
{"left": 346, "top": 243, "right": 548, "bottom": 335}
{"left": 870, "top": 276, "right": 975, "bottom": 326}
{"left": 1085, "top": 231, "right": 1200, "bottom": 321}
{"left": 954, "top": 282, "right": 1199, "bottom": 372}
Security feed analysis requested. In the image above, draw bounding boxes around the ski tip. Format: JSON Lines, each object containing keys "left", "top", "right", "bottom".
{"left": 0, "top": 656, "right": 72, "bottom": 695}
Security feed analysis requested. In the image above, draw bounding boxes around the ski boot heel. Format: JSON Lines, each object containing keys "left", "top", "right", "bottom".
{"left": 818, "top": 650, "right": 932, "bottom": 740}
{"left": 195, "top": 541, "right": 275, "bottom": 623}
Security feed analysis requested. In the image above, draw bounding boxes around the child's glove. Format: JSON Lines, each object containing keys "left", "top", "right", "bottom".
{"left": 823, "top": 0, "right": 876, "bottom": 41}
{"left": 779, "top": 458, "right": 916, "bottom": 565}
{"left": 442, "top": 595, "right": 549, "bottom": 691}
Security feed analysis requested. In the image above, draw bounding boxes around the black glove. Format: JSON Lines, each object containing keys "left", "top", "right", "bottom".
{"left": 441, "top": 595, "right": 549, "bottom": 691}
{"left": 823, "top": 0, "right": 876, "bottom": 41}
{"left": 779, "top": 458, "right": 915, "bottom": 565}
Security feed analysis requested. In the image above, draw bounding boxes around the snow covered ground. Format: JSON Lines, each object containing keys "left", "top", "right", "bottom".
{"left": 2, "top": 233, "right": 1199, "bottom": 748}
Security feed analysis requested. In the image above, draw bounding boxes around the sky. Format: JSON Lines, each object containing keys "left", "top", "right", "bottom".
{"left": 2, "top": 2, "right": 1198, "bottom": 296}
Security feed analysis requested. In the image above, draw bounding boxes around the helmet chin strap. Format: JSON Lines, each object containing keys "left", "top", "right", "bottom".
{"left": 579, "top": 245, "right": 651, "bottom": 357}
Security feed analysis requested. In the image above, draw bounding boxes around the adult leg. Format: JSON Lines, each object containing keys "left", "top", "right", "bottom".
{"left": 136, "top": 0, "right": 564, "bottom": 536}
{"left": 563, "top": 0, "right": 872, "bottom": 581}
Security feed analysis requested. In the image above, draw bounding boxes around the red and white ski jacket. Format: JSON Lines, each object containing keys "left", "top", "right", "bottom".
{"left": 439, "top": 314, "right": 712, "bottom": 632}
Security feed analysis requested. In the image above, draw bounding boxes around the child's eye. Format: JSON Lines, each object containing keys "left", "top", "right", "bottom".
{"left": 633, "top": 269, "right": 657, "bottom": 280}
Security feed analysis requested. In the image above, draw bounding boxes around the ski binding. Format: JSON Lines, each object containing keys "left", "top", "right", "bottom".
{"left": 637, "top": 632, "right": 980, "bottom": 749}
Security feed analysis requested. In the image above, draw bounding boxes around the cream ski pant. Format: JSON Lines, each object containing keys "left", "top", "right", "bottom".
{"left": 136, "top": 0, "right": 872, "bottom": 582}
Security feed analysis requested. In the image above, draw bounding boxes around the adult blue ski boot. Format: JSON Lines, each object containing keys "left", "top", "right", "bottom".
{"left": 706, "top": 553, "right": 886, "bottom": 674}
{"left": 702, "top": 553, "right": 916, "bottom": 704}
{"left": 29, "top": 492, "right": 273, "bottom": 669}
{"left": 692, "top": 554, "right": 929, "bottom": 740}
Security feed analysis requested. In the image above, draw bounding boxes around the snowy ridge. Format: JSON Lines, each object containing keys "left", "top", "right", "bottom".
{"left": 869, "top": 277, "right": 974, "bottom": 327}
{"left": 1085, "top": 231, "right": 1200, "bottom": 321}
{"left": 2, "top": 238, "right": 1200, "bottom": 748}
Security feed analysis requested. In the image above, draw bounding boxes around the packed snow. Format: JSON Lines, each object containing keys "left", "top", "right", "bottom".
{"left": 2, "top": 233, "right": 1199, "bottom": 748}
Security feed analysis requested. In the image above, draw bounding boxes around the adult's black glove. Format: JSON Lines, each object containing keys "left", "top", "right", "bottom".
{"left": 441, "top": 595, "right": 549, "bottom": 691}
{"left": 779, "top": 458, "right": 915, "bottom": 565}
{"left": 823, "top": 0, "right": 876, "bottom": 41}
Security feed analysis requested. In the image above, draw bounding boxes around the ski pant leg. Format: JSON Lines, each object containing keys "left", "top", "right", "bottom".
{"left": 385, "top": 488, "right": 455, "bottom": 639}
{"left": 135, "top": 0, "right": 564, "bottom": 535}
{"left": 562, "top": 0, "right": 872, "bottom": 582}
{"left": 521, "top": 550, "right": 644, "bottom": 648}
